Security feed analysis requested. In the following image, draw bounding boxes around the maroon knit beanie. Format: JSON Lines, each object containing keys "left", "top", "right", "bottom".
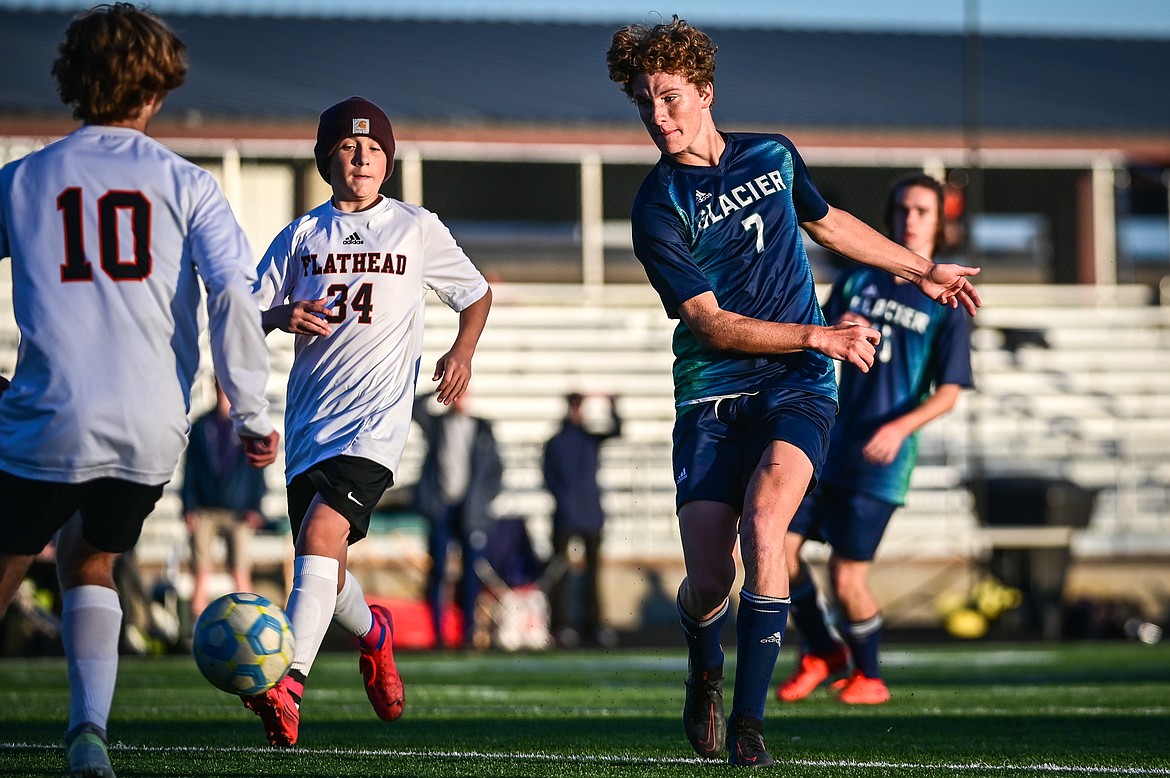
{"left": 314, "top": 96, "right": 395, "bottom": 183}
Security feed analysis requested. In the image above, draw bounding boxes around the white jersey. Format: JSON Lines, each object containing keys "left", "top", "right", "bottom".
{"left": 0, "top": 125, "right": 274, "bottom": 485}
{"left": 255, "top": 196, "right": 488, "bottom": 482}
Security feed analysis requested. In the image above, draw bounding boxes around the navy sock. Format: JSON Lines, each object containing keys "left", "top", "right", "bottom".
{"left": 678, "top": 591, "right": 729, "bottom": 680}
{"left": 732, "top": 590, "right": 790, "bottom": 722}
{"left": 844, "top": 613, "right": 883, "bottom": 679}
{"left": 789, "top": 572, "right": 839, "bottom": 656}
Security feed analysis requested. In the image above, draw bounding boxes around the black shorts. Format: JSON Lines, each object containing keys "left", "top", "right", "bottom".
{"left": 287, "top": 455, "right": 393, "bottom": 545}
{"left": 671, "top": 388, "right": 835, "bottom": 514}
{"left": 0, "top": 470, "right": 165, "bottom": 555}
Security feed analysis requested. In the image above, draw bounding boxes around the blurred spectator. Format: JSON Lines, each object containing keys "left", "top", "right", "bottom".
{"left": 182, "top": 380, "right": 268, "bottom": 619}
{"left": 412, "top": 392, "right": 503, "bottom": 649}
{"left": 542, "top": 393, "right": 622, "bottom": 647}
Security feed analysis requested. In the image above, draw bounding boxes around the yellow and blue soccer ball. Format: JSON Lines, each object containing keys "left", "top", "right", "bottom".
{"left": 192, "top": 592, "right": 295, "bottom": 696}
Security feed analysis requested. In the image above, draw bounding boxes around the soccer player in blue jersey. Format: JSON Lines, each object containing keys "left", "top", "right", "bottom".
{"left": 778, "top": 174, "right": 973, "bottom": 707}
{"left": 606, "top": 18, "right": 980, "bottom": 767}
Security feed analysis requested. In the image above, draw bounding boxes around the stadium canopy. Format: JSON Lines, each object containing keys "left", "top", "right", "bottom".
{"left": 1, "top": 10, "right": 1168, "bottom": 162}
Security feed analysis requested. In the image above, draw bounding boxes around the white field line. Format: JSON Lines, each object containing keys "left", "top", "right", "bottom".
{"left": 3, "top": 743, "right": 1169, "bottom": 775}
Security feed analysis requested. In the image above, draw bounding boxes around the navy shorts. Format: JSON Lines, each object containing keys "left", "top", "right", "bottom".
{"left": 0, "top": 470, "right": 165, "bottom": 555}
{"left": 287, "top": 455, "right": 393, "bottom": 545}
{"left": 672, "top": 389, "right": 836, "bottom": 513}
{"left": 788, "top": 482, "right": 897, "bottom": 562}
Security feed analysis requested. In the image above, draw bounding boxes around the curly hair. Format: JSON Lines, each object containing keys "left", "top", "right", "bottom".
{"left": 53, "top": 3, "right": 187, "bottom": 124}
{"left": 606, "top": 16, "right": 717, "bottom": 99}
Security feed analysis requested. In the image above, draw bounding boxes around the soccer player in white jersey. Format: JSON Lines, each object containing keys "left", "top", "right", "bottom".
{"left": 245, "top": 96, "right": 492, "bottom": 747}
{"left": 0, "top": 5, "right": 279, "bottom": 777}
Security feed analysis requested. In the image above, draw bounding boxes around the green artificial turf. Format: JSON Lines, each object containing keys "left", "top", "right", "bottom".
{"left": 2, "top": 642, "right": 1168, "bottom": 777}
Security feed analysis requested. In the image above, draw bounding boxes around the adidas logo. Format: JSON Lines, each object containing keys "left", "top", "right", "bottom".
{"left": 862, "top": 283, "right": 880, "bottom": 297}
{"left": 676, "top": 467, "right": 688, "bottom": 485}
{"left": 759, "top": 631, "right": 784, "bottom": 646}
{"left": 694, "top": 191, "right": 712, "bottom": 204}
{"left": 342, "top": 231, "right": 363, "bottom": 245}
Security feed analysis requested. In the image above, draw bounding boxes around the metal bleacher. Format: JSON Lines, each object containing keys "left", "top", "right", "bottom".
{"left": 4, "top": 275, "right": 1170, "bottom": 575}
{"left": 966, "top": 284, "right": 1170, "bottom": 556}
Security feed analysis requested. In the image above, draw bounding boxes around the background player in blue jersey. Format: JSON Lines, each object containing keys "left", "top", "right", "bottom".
{"left": 606, "top": 17, "right": 980, "bottom": 767}
{"left": 778, "top": 174, "right": 973, "bottom": 706}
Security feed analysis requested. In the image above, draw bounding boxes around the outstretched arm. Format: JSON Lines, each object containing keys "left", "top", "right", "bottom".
{"left": 431, "top": 287, "right": 493, "bottom": 404}
{"left": 802, "top": 206, "right": 981, "bottom": 316}
{"left": 678, "top": 291, "right": 882, "bottom": 373}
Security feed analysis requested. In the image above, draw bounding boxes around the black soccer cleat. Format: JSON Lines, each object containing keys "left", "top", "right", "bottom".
{"left": 728, "top": 715, "right": 774, "bottom": 768}
{"left": 65, "top": 723, "right": 116, "bottom": 778}
{"left": 682, "top": 671, "right": 726, "bottom": 759}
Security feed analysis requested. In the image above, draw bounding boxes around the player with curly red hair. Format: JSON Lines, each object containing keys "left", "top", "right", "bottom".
{"left": 607, "top": 16, "right": 980, "bottom": 767}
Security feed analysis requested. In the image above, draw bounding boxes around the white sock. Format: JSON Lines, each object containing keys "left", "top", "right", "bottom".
{"left": 286, "top": 555, "right": 340, "bottom": 676}
{"left": 61, "top": 585, "right": 122, "bottom": 735}
{"left": 332, "top": 570, "right": 374, "bottom": 639}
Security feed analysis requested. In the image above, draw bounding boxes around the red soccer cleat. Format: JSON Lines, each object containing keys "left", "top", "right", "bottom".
{"left": 775, "top": 644, "right": 851, "bottom": 702}
{"left": 835, "top": 670, "right": 891, "bottom": 705}
{"left": 360, "top": 604, "right": 405, "bottom": 721}
{"left": 241, "top": 676, "right": 300, "bottom": 747}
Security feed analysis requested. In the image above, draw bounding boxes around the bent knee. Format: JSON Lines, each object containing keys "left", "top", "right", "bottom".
{"left": 681, "top": 575, "right": 733, "bottom": 617}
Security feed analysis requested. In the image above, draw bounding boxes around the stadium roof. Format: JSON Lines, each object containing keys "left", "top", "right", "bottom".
{"left": 2, "top": 10, "right": 1168, "bottom": 159}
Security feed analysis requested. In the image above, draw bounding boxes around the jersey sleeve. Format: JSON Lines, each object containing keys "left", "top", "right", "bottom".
{"left": 932, "top": 305, "right": 974, "bottom": 388}
{"left": 778, "top": 135, "right": 830, "bottom": 223}
{"left": 253, "top": 223, "right": 298, "bottom": 311}
{"left": 186, "top": 170, "right": 275, "bottom": 439}
{"left": 631, "top": 198, "right": 711, "bottom": 318}
{"left": 419, "top": 209, "right": 489, "bottom": 311}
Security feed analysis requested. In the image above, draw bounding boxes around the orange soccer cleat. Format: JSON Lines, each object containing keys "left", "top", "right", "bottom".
{"left": 834, "top": 670, "right": 891, "bottom": 705}
{"left": 242, "top": 676, "right": 301, "bottom": 747}
{"left": 775, "top": 644, "right": 850, "bottom": 702}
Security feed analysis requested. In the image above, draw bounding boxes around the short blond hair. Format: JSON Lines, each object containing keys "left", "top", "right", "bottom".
{"left": 606, "top": 16, "right": 717, "bottom": 99}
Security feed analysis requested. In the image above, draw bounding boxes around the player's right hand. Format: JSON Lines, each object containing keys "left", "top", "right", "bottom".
{"left": 265, "top": 298, "right": 333, "bottom": 337}
{"left": 814, "top": 322, "right": 881, "bottom": 372}
{"left": 241, "top": 429, "right": 281, "bottom": 468}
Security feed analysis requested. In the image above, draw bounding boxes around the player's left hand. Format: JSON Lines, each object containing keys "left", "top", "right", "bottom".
{"left": 915, "top": 264, "right": 982, "bottom": 316}
{"left": 431, "top": 345, "right": 474, "bottom": 405}
{"left": 241, "top": 429, "right": 280, "bottom": 468}
{"left": 862, "top": 424, "right": 908, "bottom": 465}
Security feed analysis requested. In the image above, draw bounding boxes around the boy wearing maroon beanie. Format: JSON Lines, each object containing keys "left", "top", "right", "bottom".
{"left": 243, "top": 96, "right": 493, "bottom": 748}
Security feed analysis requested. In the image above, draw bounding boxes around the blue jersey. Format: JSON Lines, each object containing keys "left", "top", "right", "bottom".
{"left": 820, "top": 267, "right": 973, "bottom": 504}
{"left": 630, "top": 132, "right": 834, "bottom": 405}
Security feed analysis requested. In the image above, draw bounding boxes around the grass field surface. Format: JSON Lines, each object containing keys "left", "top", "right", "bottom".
{"left": 2, "top": 642, "right": 1168, "bottom": 777}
